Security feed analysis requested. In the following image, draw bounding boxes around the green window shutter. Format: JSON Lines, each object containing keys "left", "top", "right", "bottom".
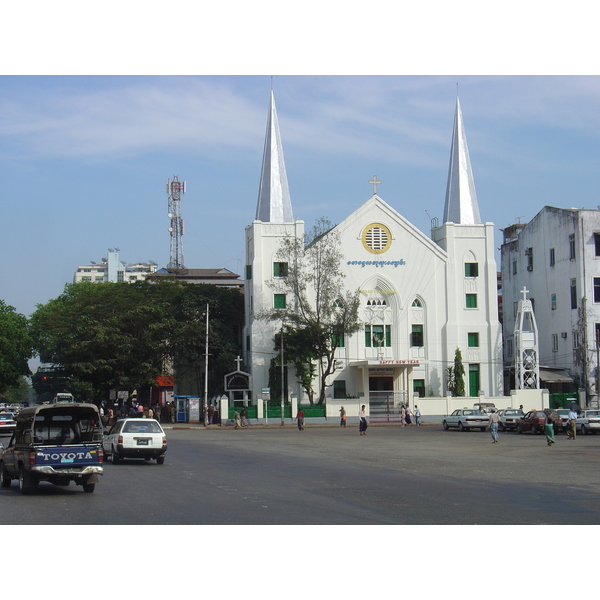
{"left": 273, "top": 262, "right": 288, "bottom": 277}
{"left": 465, "top": 263, "right": 479, "bottom": 277}
{"left": 274, "top": 294, "right": 286, "bottom": 309}
{"left": 365, "top": 325, "right": 371, "bottom": 347}
{"left": 385, "top": 325, "right": 391, "bottom": 347}
{"left": 468, "top": 332, "right": 479, "bottom": 347}
{"left": 468, "top": 364, "right": 480, "bottom": 397}
{"left": 245, "top": 264, "right": 252, "bottom": 279}
{"left": 332, "top": 331, "right": 345, "bottom": 348}
{"left": 466, "top": 294, "right": 478, "bottom": 309}
{"left": 411, "top": 324, "right": 423, "bottom": 347}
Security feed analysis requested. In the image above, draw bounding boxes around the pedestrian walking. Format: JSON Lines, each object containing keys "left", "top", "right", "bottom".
{"left": 488, "top": 409, "right": 500, "bottom": 443}
{"left": 339, "top": 406, "right": 347, "bottom": 427}
{"left": 543, "top": 409, "right": 557, "bottom": 446}
{"left": 400, "top": 405, "right": 406, "bottom": 427}
{"left": 296, "top": 409, "right": 305, "bottom": 431}
{"left": 359, "top": 405, "right": 368, "bottom": 436}
{"left": 567, "top": 404, "right": 578, "bottom": 440}
{"left": 234, "top": 409, "right": 241, "bottom": 429}
{"left": 241, "top": 406, "right": 249, "bottom": 427}
{"left": 207, "top": 404, "right": 215, "bottom": 425}
{"left": 414, "top": 405, "right": 421, "bottom": 426}
{"left": 405, "top": 406, "right": 412, "bottom": 426}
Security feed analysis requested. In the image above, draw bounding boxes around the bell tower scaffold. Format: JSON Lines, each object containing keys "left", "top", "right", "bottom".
{"left": 166, "top": 176, "right": 186, "bottom": 271}
{"left": 514, "top": 286, "right": 540, "bottom": 389}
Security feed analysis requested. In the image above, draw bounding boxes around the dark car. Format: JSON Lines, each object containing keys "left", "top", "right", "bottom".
{"left": 516, "top": 410, "right": 562, "bottom": 434}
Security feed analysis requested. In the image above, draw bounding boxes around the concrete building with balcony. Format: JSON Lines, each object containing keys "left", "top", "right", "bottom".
{"left": 500, "top": 206, "right": 600, "bottom": 403}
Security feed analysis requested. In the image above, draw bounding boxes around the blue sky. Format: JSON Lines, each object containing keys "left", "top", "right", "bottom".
{"left": 2, "top": 74, "right": 599, "bottom": 320}
{"left": 1, "top": 4, "right": 599, "bottom": 325}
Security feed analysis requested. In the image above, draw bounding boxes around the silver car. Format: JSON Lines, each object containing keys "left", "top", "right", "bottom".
{"left": 443, "top": 409, "right": 488, "bottom": 432}
{"left": 580, "top": 410, "right": 600, "bottom": 435}
{"left": 0, "top": 413, "right": 16, "bottom": 435}
{"left": 497, "top": 408, "right": 524, "bottom": 431}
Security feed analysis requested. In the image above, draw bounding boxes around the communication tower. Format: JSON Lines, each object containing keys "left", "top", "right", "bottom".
{"left": 166, "top": 176, "right": 186, "bottom": 271}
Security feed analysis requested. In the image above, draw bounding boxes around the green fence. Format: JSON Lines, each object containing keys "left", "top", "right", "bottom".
{"left": 298, "top": 404, "right": 326, "bottom": 418}
{"left": 227, "top": 404, "right": 326, "bottom": 420}
{"left": 228, "top": 405, "right": 258, "bottom": 419}
{"left": 549, "top": 393, "right": 579, "bottom": 409}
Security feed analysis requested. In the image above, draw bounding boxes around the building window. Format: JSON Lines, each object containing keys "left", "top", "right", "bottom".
{"left": 525, "top": 248, "right": 533, "bottom": 271}
{"left": 468, "top": 364, "right": 480, "bottom": 397}
{"left": 246, "top": 335, "right": 250, "bottom": 351}
{"left": 274, "top": 294, "right": 286, "bottom": 309}
{"left": 362, "top": 223, "right": 392, "bottom": 254}
{"left": 412, "top": 298, "right": 422, "bottom": 307}
{"left": 550, "top": 248, "right": 555, "bottom": 267}
{"left": 465, "top": 263, "right": 479, "bottom": 277}
{"left": 245, "top": 264, "right": 252, "bottom": 279}
{"left": 512, "top": 261, "right": 517, "bottom": 275}
{"left": 594, "top": 278, "right": 600, "bottom": 303}
{"left": 365, "top": 324, "right": 391, "bottom": 347}
{"left": 551, "top": 293, "right": 557, "bottom": 310}
{"left": 413, "top": 379, "right": 425, "bottom": 398}
{"left": 468, "top": 332, "right": 479, "bottom": 348}
{"left": 506, "top": 339, "right": 513, "bottom": 358}
{"left": 81, "top": 276, "right": 92, "bottom": 282}
{"left": 332, "top": 331, "right": 345, "bottom": 348}
{"left": 466, "top": 294, "right": 478, "bottom": 309}
{"left": 569, "top": 234, "right": 575, "bottom": 260}
{"left": 333, "top": 380, "right": 347, "bottom": 399}
{"left": 573, "top": 330, "right": 580, "bottom": 350}
{"left": 411, "top": 325, "right": 424, "bottom": 347}
{"left": 595, "top": 233, "right": 600, "bottom": 257}
{"left": 273, "top": 262, "right": 288, "bottom": 277}
{"left": 571, "top": 279, "right": 577, "bottom": 310}
{"left": 552, "top": 334, "right": 558, "bottom": 352}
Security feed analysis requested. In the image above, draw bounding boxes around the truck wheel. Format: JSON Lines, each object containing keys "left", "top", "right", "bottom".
{"left": 156, "top": 455, "right": 165, "bottom": 465}
{"left": 0, "top": 463, "right": 11, "bottom": 488}
{"left": 19, "top": 467, "right": 36, "bottom": 494}
{"left": 83, "top": 482, "right": 95, "bottom": 493}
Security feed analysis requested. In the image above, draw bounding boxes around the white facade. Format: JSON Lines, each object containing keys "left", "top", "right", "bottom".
{"left": 501, "top": 206, "right": 600, "bottom": 399}
{"left": 74, "top": 249, "right": 158, "bottom": 284}
{"left": 244, "top": 94, "right": 503, "bottom": 405}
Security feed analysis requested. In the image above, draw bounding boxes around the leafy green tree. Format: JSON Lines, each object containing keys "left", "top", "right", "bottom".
{"left": 454, "top": 348, "right": 466, "bottom": 397}
{"left": 260, "top": 218, "right": 362, "bottom": 404}
{"left": 0, "top": 299, "right": 33, "bottom": 394}
{"left": 30, "top": 282, "right": 175, "bottom": 400}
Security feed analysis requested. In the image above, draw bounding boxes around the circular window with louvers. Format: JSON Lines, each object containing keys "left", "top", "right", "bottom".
{"left": 362, "top": 223, "right": 392, "bottom": 254}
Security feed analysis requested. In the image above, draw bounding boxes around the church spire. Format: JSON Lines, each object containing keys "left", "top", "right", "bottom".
{"left": 255, "top": 90, "right": 294, "bottom": 223}
{"left": 443, "top": 96, "right": 481, "bottom": 225}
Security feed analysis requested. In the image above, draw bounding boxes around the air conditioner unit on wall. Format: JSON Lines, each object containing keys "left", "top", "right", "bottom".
{"left": 561, "top": 332, "right": 568, "bottom": 338}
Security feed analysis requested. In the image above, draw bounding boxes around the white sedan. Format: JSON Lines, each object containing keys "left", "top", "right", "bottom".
{"left": 580, "top": 410, "right": 600, "bottom": 435}
{"left": 442, "top": 409, "right": 488, "bottom": 432}
{"left": 103, "top": 418, "right": 167, "bottom": 464}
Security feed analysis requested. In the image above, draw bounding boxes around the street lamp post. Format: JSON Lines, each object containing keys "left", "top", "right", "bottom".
{"left": 203, "top": 303, "right": 209, "bottom": 427}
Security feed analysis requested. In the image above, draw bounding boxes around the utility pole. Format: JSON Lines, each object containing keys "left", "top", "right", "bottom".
{"left": 203, "top": 303, "right": 209, "bottom": 427}
{"left": 280, "top": 322, "right": 285, "bottom": 426}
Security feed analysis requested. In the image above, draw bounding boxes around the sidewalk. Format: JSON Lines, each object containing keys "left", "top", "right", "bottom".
{"left": 162, "top": 420, "right": 441, "bottom": 430}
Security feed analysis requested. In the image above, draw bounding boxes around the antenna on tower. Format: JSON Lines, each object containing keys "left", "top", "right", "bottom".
{"left": 166, "top": 175, "right": 186, "bottom": 272}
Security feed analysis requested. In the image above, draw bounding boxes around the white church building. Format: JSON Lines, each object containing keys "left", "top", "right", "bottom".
{"left": 243, "top": 92, "right": 503, "bottom": 410}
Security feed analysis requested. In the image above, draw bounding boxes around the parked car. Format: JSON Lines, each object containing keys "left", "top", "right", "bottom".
{"left": 516, "top": 410, "right": 562, "bottom": 434}
{"left": 443, "top": 409, "right": 488, "bottom": 431}
{"left": 473, "top": 402, "right": 496, "bottom": 415}
{"left": 580, "top": 410, "right": 600, "bottom": 435}
{"left": 0, "top": 413, "right": 16, "bottom": 435}
{"left": 497, "top": 408, "right": 524, "bottom": 431}
{"left": 103, "top": 418, "right": 167, "bottom": 464}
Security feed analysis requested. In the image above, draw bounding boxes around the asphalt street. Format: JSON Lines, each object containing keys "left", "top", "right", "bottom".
{"left": 1, "top": 423, "right": 600, "bottom": 525}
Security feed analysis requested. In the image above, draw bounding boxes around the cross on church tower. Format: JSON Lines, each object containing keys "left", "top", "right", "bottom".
{"left": 235, "top": 355, "right": 243, "bottom": 372}
{"left": 521, "top": 286, "right": 529, "bottom": 301}
{"left": 369, "top": 176, "right": 381, "bottom": 195}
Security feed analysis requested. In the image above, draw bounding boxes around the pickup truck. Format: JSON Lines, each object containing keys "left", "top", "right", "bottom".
{"left": 0, "top": 403, "right": 104, "bottom": 494}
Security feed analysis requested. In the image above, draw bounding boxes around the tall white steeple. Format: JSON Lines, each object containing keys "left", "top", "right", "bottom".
{"left": 443, "top": 96, "right": 481, "bottom": 225}
{"left": 255, "top": 90, "right": 294, "bottom": 223}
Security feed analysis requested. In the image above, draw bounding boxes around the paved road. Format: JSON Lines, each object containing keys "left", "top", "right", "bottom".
{"left": 1, "top": 424, "right": 599, "bottom": 524}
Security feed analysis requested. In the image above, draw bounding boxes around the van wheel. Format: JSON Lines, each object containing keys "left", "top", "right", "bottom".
{"left": 0, "top": 463, "right": 11, "bottom": 488}
{"left": 19, "top": 467, "right": 36, "bottom": 494}
{"left": 156, "top": 456, "right": 165, "bottom": 465}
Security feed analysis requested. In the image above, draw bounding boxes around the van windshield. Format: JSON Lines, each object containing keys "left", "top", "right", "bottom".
{"left": 32, "top": 409, "right": 102, "bottom": 444}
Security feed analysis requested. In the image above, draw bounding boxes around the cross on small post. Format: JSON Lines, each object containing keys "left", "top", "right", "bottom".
{"left": 369, "top": 176, "right": 381, "bottom": 195}
{"left": 234, "top": 355, "right": 243, "bottom": 371}
{"left": 521, "top": 286, "right": 529, "bottom": 302}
